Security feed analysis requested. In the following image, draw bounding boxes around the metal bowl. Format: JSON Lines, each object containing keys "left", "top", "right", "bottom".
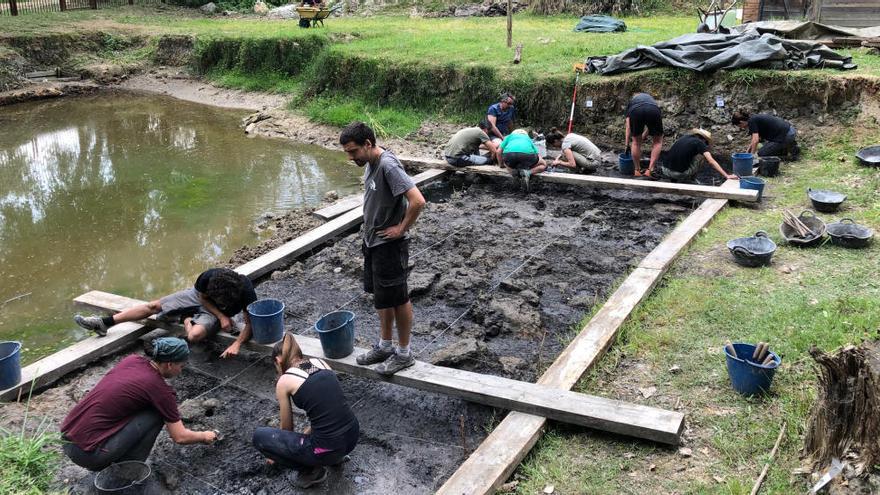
{"left": 727, "top": 231, "right": 777, "bottom": 267}
{"left": 780, "top": 209, "right": 826, "bottom": 247}
{"left": 856, "top": 145, "right": 880, "bottom": 167}
{"left": 807, "top": 188, "right": 846, "bottom": 213}
{"left": 826, "top": 218, "right": 873, "bottom": 249}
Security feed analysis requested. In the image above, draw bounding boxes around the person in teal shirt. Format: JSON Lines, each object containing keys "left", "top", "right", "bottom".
{"left": 499, "top": 129, "right": 546, "bottom": 177}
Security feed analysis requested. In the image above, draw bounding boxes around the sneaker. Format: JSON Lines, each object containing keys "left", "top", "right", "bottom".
{"left": 356, "top": 344, "right": 395, "bottom": 366}
{"left": 375, "top": 352, "right": 414, "bottom": 376}
{"left": 294, "top": 466, "right": 328, "bottom": 489}
{"left": 74, "top": 314, "right": 108, "bottom": 337}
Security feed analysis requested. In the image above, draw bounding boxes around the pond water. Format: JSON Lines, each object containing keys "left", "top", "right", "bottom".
{"left": 0, "top": 93, "right": 361, "bottom": 363}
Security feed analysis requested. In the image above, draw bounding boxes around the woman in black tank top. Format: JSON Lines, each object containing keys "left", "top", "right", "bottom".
{"left": 252, "top": 332, "right": 359, "bottom": 489}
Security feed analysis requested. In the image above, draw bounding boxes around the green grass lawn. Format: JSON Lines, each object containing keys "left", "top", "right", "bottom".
{"left": 2, "top": 6, "right": 879, "bottom": 79}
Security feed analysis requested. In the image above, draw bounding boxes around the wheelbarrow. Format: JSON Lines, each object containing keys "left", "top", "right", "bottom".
{"left": 296, "top": 5, "right": 339, "bottom": 27}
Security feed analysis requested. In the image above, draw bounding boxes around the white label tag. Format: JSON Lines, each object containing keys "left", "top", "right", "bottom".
{"left": 585, "top": 98, "right": 593, "bottom": 108}
{"left": 715, "top": 96, "right": 725, "bottom": 108}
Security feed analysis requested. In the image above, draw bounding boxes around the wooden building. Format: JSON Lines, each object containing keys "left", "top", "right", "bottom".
{"left": 742, "top": 0, "right": 880, "bottom": 28}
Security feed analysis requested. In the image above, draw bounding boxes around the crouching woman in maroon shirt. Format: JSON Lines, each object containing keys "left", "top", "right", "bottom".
{"left": 252, "top": 332, "right": 360, "bottom": 488}
{"left": 60, "top": 338, "right": 217, "bottom": 471}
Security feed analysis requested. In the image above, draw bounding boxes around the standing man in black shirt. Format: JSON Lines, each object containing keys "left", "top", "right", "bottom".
{"left": 659, "top": 129, "right": 738, "bottom": 182}
{"left": 732, "top": 111, "right": 800, "bottom": 159}
{"left": 624, "top": 92, "right": 664, "bottom": 177}
{"left": 73, "top": 267, "right": 257, "bottom": 358}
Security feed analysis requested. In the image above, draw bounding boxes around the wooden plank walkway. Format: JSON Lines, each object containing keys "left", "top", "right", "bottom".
{"left": 237, "top": 168, "right": 448, "bottom": 280}
{"left": 70, "top": 290, "right": 684, "bottom": 444}
{"left": 398, "top": 156, "right": 759, "bottom": 202}
{"left": 436, "top": 181, "right": 739, "bottom": 494}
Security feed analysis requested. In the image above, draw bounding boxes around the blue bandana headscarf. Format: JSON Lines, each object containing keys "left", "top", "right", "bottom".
{"left": 153, "top": 337, "right": 190, "bottom": 363}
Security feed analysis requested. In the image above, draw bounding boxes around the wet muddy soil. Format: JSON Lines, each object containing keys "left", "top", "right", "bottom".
{"left": 260, "top": 176, "right": 696, "bottom": 381}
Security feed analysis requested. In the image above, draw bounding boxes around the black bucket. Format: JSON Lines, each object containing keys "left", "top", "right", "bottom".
{"left": 94, "top": 461, "right": 151, "bottom": 495}
{"left": 758, "top": 157, "right": 780, "bottom": 177}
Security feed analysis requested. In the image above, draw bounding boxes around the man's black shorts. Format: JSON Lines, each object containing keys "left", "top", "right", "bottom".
{"left": 628, "top": 105, "right": 663, "bottom": 138}
{"left": 363, "top": 238, "right": 410, "bottom": 310}
{"left": 502, "top": 152, "right": 539, "bottom": 170}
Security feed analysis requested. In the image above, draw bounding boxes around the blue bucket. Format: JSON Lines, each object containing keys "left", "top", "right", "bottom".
{"left": 314, "top": 311, "right": 355, "bottom": 359}
{"left": 731, "top": 152, "right": 755, "bottom": 177}
{"left": 0, "top": 341, "right": 22, "bottom": 390}
{"left": 618, "top": 153, "right": 635, "bottom": 176}
{"left": 740, "top": 176, "right": 766, "bottom": 201}
{"left": 724, "top": 342, "right": 780, "bottom": 397}
{"left": 246, "top": 299, "right": 285, "bottom": 344}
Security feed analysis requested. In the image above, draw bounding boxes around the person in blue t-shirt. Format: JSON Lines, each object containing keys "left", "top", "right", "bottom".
{"left": 486, "top": 93, "right": 516, "bottom": 141}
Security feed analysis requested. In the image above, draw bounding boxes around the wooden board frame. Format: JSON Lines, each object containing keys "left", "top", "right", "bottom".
{"left": 436, "top": 182, "right": 737, "bottom": 494}
{"left": 1, "top": 170, "right": 737, "bottom": 493}
{"left": 398, "top": 156, "right": 759, "bottom": 202}
{"left": 69, "top": 290, "right": 684, "bottom": 444}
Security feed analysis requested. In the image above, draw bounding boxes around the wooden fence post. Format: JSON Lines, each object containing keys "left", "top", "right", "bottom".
{"left": 89, "top": 0, "right": 97, "bottom": 9}
{"left": 59, "top": 0, "right": 67, "bottom": 11}
{"left": 9, "top": 0, "right": 18, "bottom": 16}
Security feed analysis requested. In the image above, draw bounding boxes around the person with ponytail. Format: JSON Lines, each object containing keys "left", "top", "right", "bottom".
{"left": 545, "top": 128, "right": 601, "bottom": 173}
{"left": 252, "top": 332, "right": 359, "bottom": 488}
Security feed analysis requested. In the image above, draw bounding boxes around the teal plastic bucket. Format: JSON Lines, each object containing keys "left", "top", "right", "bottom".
{"left": 0, "top": 341, "right": 22, "bottom": 390}
{"left": 731, "top": 152, "right": 755, "bottom": 177}
{"left": 724, "top": 342, "right": 780, "bottom": 397}
{"left": 246, "top": 299, "right": 285, "bottom": 344}
{"left": 740, "top": 176, "right": 766, "bottom": 201}
{"left": 314, "top": 311, "right": 355, "bottom": 359}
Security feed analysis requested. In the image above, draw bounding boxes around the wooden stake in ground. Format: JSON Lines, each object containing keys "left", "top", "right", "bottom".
{"left": 506, "top": 0, "right": 512, "bottom": 48}
{"left": 513, "top": 43, "right": 523, "bottom": 64}
{"left": 750, "top": 421, "right": 786, "bottom": 495}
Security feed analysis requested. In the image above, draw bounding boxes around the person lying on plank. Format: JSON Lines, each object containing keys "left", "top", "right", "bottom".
{"left": 74, "top": 267, "right": 256, "bottom": 358}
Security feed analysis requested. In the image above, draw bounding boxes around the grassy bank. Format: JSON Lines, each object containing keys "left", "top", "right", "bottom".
{"left": 0, "top": 400, "right": 63, "bottom": 495}
{"left": 510, "top": 122, "right": 880, "bottom": 493}
{"left": 2, "top": 7, "right": 880, "bottom": 136}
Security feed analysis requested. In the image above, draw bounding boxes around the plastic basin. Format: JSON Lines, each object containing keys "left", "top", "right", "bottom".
{"left": 739, "top": 176, "right": 765, "bottom": 201}
{"left": 724, "top": 342, "right": 780, "bottom": 397}
{"left": 618, "top": 153, "right": 635, "bottom": 176}
{"left": 314, "top": 311, "right": 355, "bottom": 359}
{"left": 247, "top": 299, "right": 285, "bottom": 344}
{"left": 0, "top": 341, "right": 22, "bottom": 390}
{"left": 731, "top": 152, "right": 755, "bottom": 177}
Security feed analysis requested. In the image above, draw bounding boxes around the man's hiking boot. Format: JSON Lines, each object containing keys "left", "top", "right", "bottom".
{"left": 74, "top": 314, "right": 108, "bottom": 337}
{"left": 375, "top": 352, "right": 414, "bottom": 376}
{"left": 356, "top": 344, "right": 395, "bottom": 366}
{"left": 295, "top": 466, "right": 328, "bottom": 489}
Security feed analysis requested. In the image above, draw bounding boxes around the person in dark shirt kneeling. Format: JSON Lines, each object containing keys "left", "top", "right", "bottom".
{"left": 253, "top": 332, "right": 359, "bottom": 489}
{"left": 659, "top": 129, "right": 738, "bottom": 183}
{"left": 732, "top": 110, "right": 800, "bottom": 160}
{"left": 74, "top": 267, "right": 257, "bottom": 359}
{"left": 60, "top": 338, "right": 217, "bottom": 471}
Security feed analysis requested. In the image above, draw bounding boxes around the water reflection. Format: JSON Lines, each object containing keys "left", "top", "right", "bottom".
{"left": 0, "top": 93, "right": 361, "bottom": 361}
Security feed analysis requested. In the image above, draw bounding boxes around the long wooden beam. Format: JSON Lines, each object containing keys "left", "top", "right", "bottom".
{"left": 237, "top": 168, "right": 448, "bottom": 279}
{"left": 436, "top": 181, "right": 738, "bottom": 494}
{"left": 0, "top": 322, "right": 149, "bottom": 401}
{"left": 72, "top": 290, "right": 684, "bottom": 444}
{"left": 313, "top": 193, "right": 364, "bottom": 221}
{"left": 399, "top": 156, "right": 758, "bottom": 202}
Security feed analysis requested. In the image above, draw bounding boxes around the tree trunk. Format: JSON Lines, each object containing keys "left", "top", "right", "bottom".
{"left": 804, "top": 342, "right": 880, "bottom": 475}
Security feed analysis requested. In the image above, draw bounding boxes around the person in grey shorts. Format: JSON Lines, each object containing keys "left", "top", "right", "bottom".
{"left": 340, "top": 122, "right": 426, "bottom": 376}
{"left": 74, "top": 268, "right": 258, "bottom": 358}
{"left": 443, "top": 120, "right": 500, "bottom": 167}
